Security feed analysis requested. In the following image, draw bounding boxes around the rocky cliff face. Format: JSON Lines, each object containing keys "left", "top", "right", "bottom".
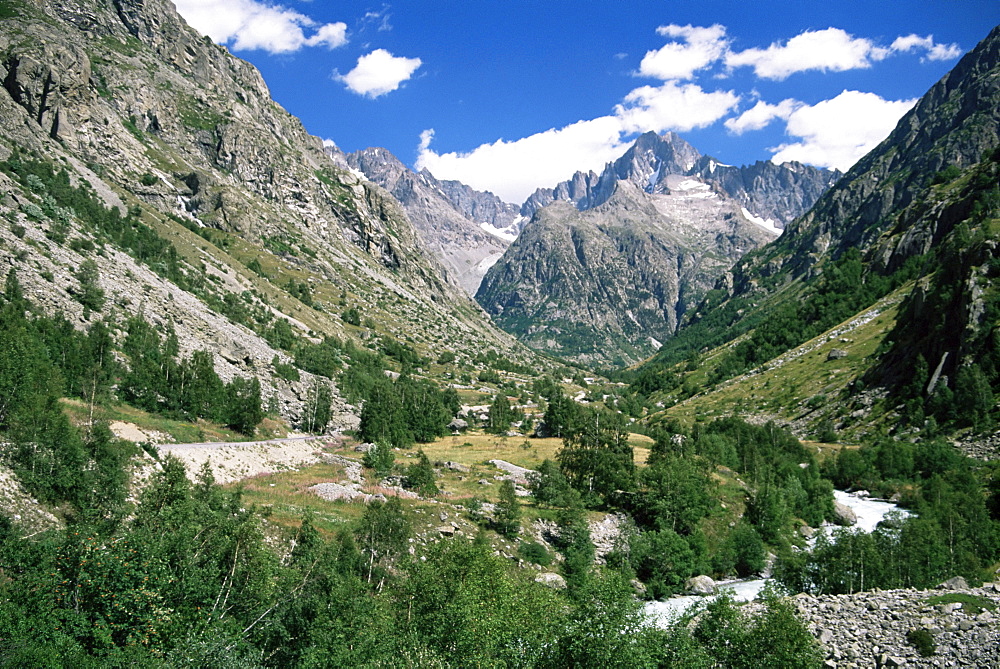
{"left": 688, "top": 156, "right": 841, "bottom": 231}
{"left": 0, "top": 0, "right": 530, "bottom": 427}
{"left": 477, "top": 177, "right": 778, "bottom": 366}
{"left": 346, "top": 148, "right": 512, "bottom": 294}
{"left": 431, "top": 173, "right": 523, "bottom": 236}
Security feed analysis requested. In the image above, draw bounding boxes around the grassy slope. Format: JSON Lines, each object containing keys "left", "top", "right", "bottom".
{"left": 646, "top": 284, "right": 914, "bottom": 442}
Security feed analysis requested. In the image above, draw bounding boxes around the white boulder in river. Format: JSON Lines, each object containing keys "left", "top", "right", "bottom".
{"left": 685, "top": 575, "right": 716, "bottom": 595}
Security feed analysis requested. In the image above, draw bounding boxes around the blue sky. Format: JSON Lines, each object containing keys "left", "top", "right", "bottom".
{"left": 173, "top": 1, "right": 998, "bottom": 203}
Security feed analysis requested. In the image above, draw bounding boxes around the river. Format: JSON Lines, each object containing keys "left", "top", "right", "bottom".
{"left": 644, "top": 490, "right": 908, "bottom": 624}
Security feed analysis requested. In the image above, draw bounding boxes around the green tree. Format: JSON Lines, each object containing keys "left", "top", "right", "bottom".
{"left": 181, "top": 350, "right": 224, "bottom": 420}
{"left": 542, "top": 571, "right": 664, "bottom": 668}
{"left": 555, "top": 497, "right": 594, "bottom": 590}
{"left": 399, "top": 539, "right": 563, "bottom": 667}
{"left": 358, "top": 380, "right": 412, "bottom": 448}
{"left": 954, "top": 363, "right": 994, "bottom": 429}
{"left": 355, "top": 497, "right": 411, "bottom": 590}
{"left": 636, "top": 450, "right": 714, "bottom": 535}
{"left": 630, "top": 528, "right": 697, "bottom": 599}
{"left": 531, "top": 458, "right": 576, "bottom": 507}
{"left": 718, "top": 522, "right": 766, "bottom": 578}
{"left": 558, "top": 409, "right": 635, "bottom": 506}
{"left": 224, "top": 376, "right": 264, "bottom": 436}
{"left": 494, "top": 480, "right": 521, "bottom": 539}
{"left": 403, "top": 450, "right": 438, "bottom": 496}
{"left": 486, "top": 392, "right": 514, "bottom": 434}
{"left": 74, "top": 258, "right": 105, "bottom": 315}
{"left": 362, "top": 442, "right": 396, "bottom": 477}
{"left": 302, "top": 379, "right": 332, "bottom": 433}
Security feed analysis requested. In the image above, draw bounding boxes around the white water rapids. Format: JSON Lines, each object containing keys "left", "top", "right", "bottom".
{"left": 644, "top": 490, "right": 908, "bottom": 624}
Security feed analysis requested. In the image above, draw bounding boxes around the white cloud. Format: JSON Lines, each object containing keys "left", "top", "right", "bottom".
{"left": 616, "top": 81, "right": 740, "bottom": 134}
{"left": 418, "top": 129, "right": 435, "bottom": 153}
{"left": 768, "top": 90, "right": 917, "bottom": 170}
{"left": 173, "top": 0, "right": 347, "bottom": 54}
{"left": 638, "top": 24, "right": 728, "bottom": 80}
{"left": 891, "top": 34, "right": 962, "bottom": 61}
{"left": 336, "top": 49, "right": 422, "bottom": 98}
{"left": 416, "top": 80, "right": 738, "bottom": 202}
{"left": 363, "top": 8, "right": 393, "bottom": 32}
{"left": 412, "top": 23, "right": 955, "bottom": 202}
{"left": 726, "top": 28, "right": 890, "bottom": 80}
{"left": 725, "top": 99, "right": 800, "bottom": 134}
{"left": 416, "top": 117, "right": 631, "bottom": 203}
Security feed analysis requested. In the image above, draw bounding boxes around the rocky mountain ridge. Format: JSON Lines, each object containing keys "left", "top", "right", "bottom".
{"left": 723, "top": 25, "right": 1000, "bottom": 297}
{"left": 520, "top": 131, "right": 840, "bottom": 230}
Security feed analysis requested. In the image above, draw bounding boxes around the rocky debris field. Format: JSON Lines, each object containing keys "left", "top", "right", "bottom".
{"left": 158, "top": 436, "right": 329, "bottom": 484}
{"left": 793, "top": 582, "right": 1000, "bottom": 668}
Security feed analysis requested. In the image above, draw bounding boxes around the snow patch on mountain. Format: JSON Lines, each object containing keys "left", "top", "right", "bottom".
{"left": 741, "top": 207, "right": 782, "bottom": 236}
{"left": 480, "top": 222, "right": 518, "bottom": 242}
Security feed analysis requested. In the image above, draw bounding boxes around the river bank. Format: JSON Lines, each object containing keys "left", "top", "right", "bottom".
{"left": 645, "top": 490, "right": 906, "bottom": 624}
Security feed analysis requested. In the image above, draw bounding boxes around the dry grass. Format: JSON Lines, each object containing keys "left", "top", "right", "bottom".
{"left": 228, "top": 457, "right": 366, "bottom": 534}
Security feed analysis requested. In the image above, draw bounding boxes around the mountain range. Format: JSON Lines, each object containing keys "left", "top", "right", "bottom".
{"left": 349, "top": 129, "right": 839, "bottom": 365}
{"left": 1, "top": 0, "right": 997, "bottom": 444}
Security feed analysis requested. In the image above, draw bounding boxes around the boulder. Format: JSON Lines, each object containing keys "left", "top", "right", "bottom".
{"left": 437, "top": 525, "right": 457, "bottom": 537}
{"left": 937, "top": 576, "right": 969, "bottom": 590}
{"left": 833, "top": 500, "right": 857, "bottom": 526}
{"left": 827, "top": 349, "right": 848, "bottom": 361}
{"left": 535, "top": 572, "right": 567, "bottom": 589}
{"left": 685, "top": 575, "right": 716, "bottom": 595}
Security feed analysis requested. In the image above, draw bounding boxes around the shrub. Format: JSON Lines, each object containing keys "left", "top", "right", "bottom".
{"left": 518, "top": 541, "right": 552, "bottom": 566}
{"left": 342, "top": 307, "right": 361, "bottom": 326}
{"left": 362, "top": 442, "right": 395, "bottom": 477}
{"left": 906, "top": 628, "right": 936, "bottom": 657}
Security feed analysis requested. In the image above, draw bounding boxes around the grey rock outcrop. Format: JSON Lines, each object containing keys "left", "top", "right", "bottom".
{"left": 685, "top": 575, "right": 716, "bottom": 595}
{"left": 833, "top": 500, "right": 858, "bottom": 526}
{"left": 535, "top": 572, "right": 567, "bottom": 589}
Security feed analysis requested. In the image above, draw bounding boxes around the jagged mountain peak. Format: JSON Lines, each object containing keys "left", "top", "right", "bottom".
{"left": 519, "top": 131, "right": 839, "bottom": 229}
{"left": 610, "top": 130, "right": 702, "bottom": 193}
{"left": 477, "top": 164, "right": 778, "bottom": 366}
